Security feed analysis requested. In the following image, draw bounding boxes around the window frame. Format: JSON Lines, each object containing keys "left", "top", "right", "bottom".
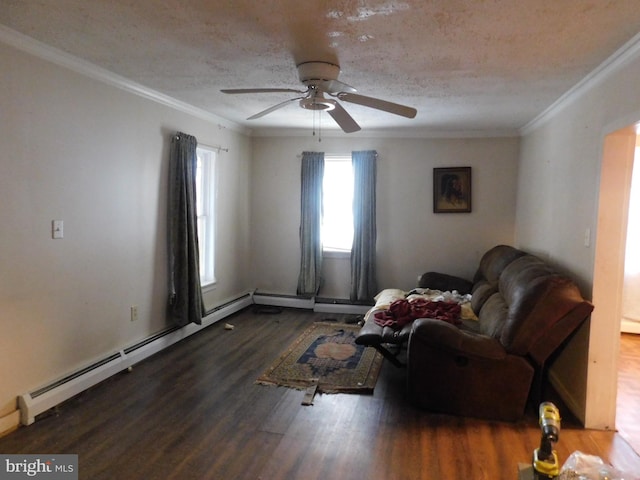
{"left": 195, "top": 146, "right": 217, "bottom": 289}
{"left": 322, "top": 154, "right": 353, "bottom": 256}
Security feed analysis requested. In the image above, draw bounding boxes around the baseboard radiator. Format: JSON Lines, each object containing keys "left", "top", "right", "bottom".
{"left": 253, "top": 292, "right": 372, "bottom": 314}
{"left": 18, "top": 292, "right": 253, "bottom": 426}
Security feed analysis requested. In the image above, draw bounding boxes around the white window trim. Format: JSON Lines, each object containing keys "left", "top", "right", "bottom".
{"left": 196, "top": 146, "right": 217, "bottom": 288}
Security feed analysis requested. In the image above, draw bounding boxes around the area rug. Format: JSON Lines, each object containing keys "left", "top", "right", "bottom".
{"left": 256, "top": 322, "right": 384, "bottom": 394}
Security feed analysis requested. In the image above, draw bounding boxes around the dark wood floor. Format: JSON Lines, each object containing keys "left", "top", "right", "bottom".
{"left": 2, "top": 307, "right": 640, "bottom": 479}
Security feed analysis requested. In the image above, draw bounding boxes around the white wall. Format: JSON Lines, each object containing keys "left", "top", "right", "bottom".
{"left": 0, "top": 42, "right": 252, "bottom": 420}
{"left": 517, "top": 39, "right": 640, "bottom": 427}
{"left": 250, "top": 135, "right": 520, "bottom": 298}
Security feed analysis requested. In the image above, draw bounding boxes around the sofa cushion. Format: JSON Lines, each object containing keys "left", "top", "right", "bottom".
{"left": 470, "top": 281, "right": 496, "bottom": 314}
{"left": 477, "top": 292, "right": 509, "bottom": 338}
{"left": 472, "top": 245, "right": 527, "bottom": 285}
{"left": 411, "top": 318, "right": 506, "bottom": 359}
{"left": 468, "top": 245, "right": 527, "bottom": 315}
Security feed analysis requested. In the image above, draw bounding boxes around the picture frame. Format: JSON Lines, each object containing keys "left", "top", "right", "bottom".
{"left": 433, "top": 167, "right": 472, "bottom": 213}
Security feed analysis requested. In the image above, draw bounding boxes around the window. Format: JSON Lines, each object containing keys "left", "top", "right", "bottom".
{"left": 195, "top": 146, "right": 216, "bottom": 287}
{"left": 322, "top": 155, "right": 353, "bottom": 252}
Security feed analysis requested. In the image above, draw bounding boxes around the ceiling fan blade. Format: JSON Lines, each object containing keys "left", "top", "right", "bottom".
{"left": 321, "top": 79, "right": 357, "bottom": 95}
{"left": 221, "top": 88, "right": 307, "bottom": 94}
{"left": 246, "top": 97, "right": 304, "bottom": 120}
{"left": 337, "top": 92, "right": 417, "bottom": 118}
{"left": 328, "top": 102, "right": 361, "bottom": 133}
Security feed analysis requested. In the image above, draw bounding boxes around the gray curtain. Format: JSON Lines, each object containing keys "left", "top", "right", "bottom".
{"left": 167, "top": 132, "right": 205, "bottom": 326}
{"left": 350, "top": 150, "right": 378, "bottom": 302}
{"left": 297, "top": 151, "right": 324, "bottom": 296}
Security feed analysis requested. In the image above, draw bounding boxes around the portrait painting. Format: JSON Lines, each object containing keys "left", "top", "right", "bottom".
{"left": 433, "top": 167, "right": 472, "bottom": 213}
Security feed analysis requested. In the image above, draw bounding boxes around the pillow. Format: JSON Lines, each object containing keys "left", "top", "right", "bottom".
{"left": 373, "top": 289, "right": 406, "bottom": 309}
{"left": 460, "top": 302, "right": 479, "bottom": 321}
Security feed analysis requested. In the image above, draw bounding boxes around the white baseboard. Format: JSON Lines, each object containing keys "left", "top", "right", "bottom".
{"left": 621, "top": 318, "right": 640, "bottom": 334}
{"left": 252, "top": 293, "right": 372, "bottom": 315}
{"left": 252, "top": 293, "right": 314, "bottom": 309}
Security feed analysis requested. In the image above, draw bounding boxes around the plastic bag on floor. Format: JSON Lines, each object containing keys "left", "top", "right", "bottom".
{"left": 558, "top": 451, "right": 634, "bottom": 480}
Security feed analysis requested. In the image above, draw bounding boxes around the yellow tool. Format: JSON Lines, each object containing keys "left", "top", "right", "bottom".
{"left": 532, "top": 402, "right": 561, "bottom": 479}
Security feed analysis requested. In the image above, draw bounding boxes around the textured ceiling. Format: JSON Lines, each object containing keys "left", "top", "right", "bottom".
{"left": 2, "top": 0, "right": 640, "bottom": 134}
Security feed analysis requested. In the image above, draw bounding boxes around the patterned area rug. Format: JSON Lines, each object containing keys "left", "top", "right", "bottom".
{"left": 257, "top": 322, "right": 384, "bottom": 394}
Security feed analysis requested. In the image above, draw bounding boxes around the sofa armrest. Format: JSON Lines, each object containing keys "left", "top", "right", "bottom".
{"left": 356, "top": 315, "right": 412, "bottom": 346}
{"left": 407, "top": 317, "right": 534, "bottom": 421}
{"left": 417, "top": 272, "right": 473, "bottom": 294}
{"left": 410, "top": 318, "right": 505, "bottom": 360}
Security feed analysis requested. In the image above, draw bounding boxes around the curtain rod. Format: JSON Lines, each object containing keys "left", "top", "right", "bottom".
{"left": 205, "top": 144, "right": 229, "bottom": 153}
{"left": 296, "top": 151, "right": 377, "bottom": 158}
{"left": 172, "top": 135, "right": 229, "bottom": 153}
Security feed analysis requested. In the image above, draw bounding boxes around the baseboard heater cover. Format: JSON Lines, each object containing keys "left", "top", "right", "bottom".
{"left": 253, "top": 292, "right": 372, "bottom": 315}
{"left": 252, "top": 292, "right": 315, "bottom": 309}
{"left": 18, "top": 292, "right": 253, "bottom": 426}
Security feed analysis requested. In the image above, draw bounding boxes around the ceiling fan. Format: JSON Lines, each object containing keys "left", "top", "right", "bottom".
{"left": 221, "top": 61, "right": 417, "bottom": 133}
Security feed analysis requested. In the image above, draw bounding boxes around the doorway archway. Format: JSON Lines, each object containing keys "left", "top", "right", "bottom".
{"left": 587, "top": 125, "right": 636, "bottom": 428}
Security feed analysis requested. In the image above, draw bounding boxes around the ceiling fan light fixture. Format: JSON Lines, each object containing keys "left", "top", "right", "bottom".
{"left": 299, "top": 96, "right": 336, "bottom": 111}
{"left": 297, "top": 61, "right": 341, "bottom": 85}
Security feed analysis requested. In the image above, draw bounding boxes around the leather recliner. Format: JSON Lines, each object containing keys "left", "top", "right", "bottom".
{"left": 407, "top": 245, "right": 593, "bottom": 421}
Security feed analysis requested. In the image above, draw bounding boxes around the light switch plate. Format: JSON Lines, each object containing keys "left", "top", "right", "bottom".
{"left": 52, "top": 220, "right": 64, "bottom": 239}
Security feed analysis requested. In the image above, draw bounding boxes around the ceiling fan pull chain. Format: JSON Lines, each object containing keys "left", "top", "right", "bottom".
{"left": 312, "top": 108, "right": 316, "bottom": 138}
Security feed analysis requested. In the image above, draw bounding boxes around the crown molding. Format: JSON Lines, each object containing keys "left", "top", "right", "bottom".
{"left": 250, "top": 126, "right": 519, "bottom": 139}
{"left": 520, "top": 31, "right": 640, "bottom": 135}
{"left": 0, "top": 25, "right": 250, "bottom": 135}
{"left": 9, "top": 21, "right": 636, "bottom": 141}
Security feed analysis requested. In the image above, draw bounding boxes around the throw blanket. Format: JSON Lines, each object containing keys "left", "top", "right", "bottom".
{"left": 374, "top": 297, "right": 461, "bottom": 329}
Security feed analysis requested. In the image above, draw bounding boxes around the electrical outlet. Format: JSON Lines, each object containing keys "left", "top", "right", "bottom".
{"left": 130, "top": 305, "right": 138, "bottom": 322}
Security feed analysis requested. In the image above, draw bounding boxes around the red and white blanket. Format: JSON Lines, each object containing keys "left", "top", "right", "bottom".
{"left": 367, "top": 288, "right": 477, "bottom": 330}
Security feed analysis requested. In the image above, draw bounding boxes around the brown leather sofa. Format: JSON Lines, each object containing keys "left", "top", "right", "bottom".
{"left": 406, "top": 245, "right": 593, "bottom": 421}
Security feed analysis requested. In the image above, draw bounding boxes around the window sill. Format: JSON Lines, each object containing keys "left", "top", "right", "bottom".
{"left": 201, "top": 281, "right": 217, "bottom": 294}
{"left": 323, "top": 249, "right": 351, "bottom": 259}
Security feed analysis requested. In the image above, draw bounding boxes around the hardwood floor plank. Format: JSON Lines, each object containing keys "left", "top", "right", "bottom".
{"left": 1, "top": 308, "right": 639, "bottom": 479}
{"left": 617, "top": 332, "right": 640, "bottom": 457}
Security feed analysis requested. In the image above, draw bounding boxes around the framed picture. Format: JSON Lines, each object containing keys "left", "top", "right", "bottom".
{"left": 433, "top": 167, "right": 472, "bottom": 213}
